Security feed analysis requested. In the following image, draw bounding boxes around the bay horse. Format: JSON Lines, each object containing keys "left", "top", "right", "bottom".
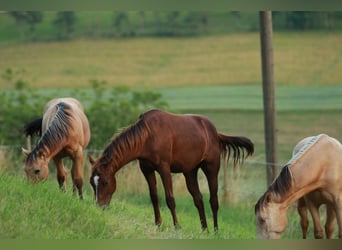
{"left": 255, "top": 134, "right": 342, "bottom": 239}
{"left": 295, "top": 136, "right": 336, "bottom": 239}
{"left": 88, "top": 109, "right": 254, "bottom": 231}
{"left": 22, "top": 97, "right": 90, "bottom": 199}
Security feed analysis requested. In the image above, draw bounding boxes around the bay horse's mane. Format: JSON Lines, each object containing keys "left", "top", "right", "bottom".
{"left": 30, "top": 102, "right": 72, "bottom": 158}
{"left": 98, "top": 115, "right": 150, "bottom": 168}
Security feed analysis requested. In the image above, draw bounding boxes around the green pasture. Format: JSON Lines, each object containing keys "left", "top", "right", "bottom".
{"left": 1, "top": 32, "right": 342, "bottom": 89}
{"left": 1, "top": 32, "right": 342, "bottom": 239}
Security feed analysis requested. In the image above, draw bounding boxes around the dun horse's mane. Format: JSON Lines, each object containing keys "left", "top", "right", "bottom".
{"left": 99, "top": 116, "right": 150, "bottom": 169}
{"left": 256, "top": 134, "right": 323, "bottom": 211}
{"left": 31, "top": 102, "right": 72, "bottom": 157}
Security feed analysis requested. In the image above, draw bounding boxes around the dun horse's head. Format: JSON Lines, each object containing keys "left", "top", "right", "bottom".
{"left": 255, "top": 192, "right": 288, "bottom": 239}
{"left": 22, "top": 148, "right": 49, "bottom": 183}
{"left": 88, "top": 154, "right": 116, "bottom": 208}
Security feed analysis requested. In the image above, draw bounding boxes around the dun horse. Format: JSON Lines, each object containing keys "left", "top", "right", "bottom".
{"left": 255, "top": 134, "right": 342, "bottom": 239}
{"left": 23, "top": 97, "right": 90, "bottom": 199}
{"left": 89, "top": 109, "right": 254, "bottom": 231}
{"left": 295, "top": 136, "right": 336, "bottom": 239}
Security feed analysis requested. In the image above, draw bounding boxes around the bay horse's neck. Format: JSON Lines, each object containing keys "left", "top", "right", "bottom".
{"left": 101, "top": 121, "right": 149, "bottom": 174}
{"left": 106, "top": 143, "right": 141, "bottom": 174}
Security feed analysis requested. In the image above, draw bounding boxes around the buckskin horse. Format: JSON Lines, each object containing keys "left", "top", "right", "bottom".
{"left": 23, "top": 97, "right": 90, "bottom": 199}
{"left": 89, "top": 109, "right": 254, "bottom": 231}
{"left": 255, "top": 134, "right": 342, "bottom": 239}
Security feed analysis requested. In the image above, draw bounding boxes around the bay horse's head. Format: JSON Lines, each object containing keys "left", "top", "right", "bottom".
{"left": 88, "top": 154, "right": 116, "bottom": 208}
{"left": 22, "top": 148, "right": 49, "bottom": 183}
{"left": 254, "top": 191, "right": 288, "bottom": 239}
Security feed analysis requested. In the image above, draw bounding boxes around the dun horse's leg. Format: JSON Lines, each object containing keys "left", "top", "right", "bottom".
{"left": 307, "top": 201, "right": 323, "bottom": 239}
{"left": 158, "top": 165, "right": 179, "bottom": 229}
{"left": 202, "top": 164, "right": 219, "bottom": 232}
{"left": 53, "top": 157, "right": 67, "bottom": 192}
{"left": 297, "top": 197, "right": 309, "bottom": 239}
{"left": 325, "top": 205, "right": 335, "bottom": 239}
{"left": 334, "top": 198, "right": 342, "bottom": 239}
{"left": 140, "top": 162, "right": 162, "bottom": 226}
{"left": 184, "top": 170, "right": 207, "bottom": 231}
{"left": 71, "top": 149, "right": 84, "bottom": 199}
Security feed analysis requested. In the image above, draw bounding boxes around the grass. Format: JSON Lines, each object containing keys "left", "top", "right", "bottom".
{"left": 0, "top": 171, "right": 305, "bottom": 239}
{"left": 1, "top": 31, "right": 342, "bottom": 239}
{"left": 1, "top": 32, "right": 342, "bottom": 89}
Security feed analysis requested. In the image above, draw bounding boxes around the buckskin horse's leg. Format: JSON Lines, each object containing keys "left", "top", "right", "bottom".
{"left": 71, "top": 148, "right": 84, "bottom": 199}
{"left": 158, "top": 164, "right": 179, "bottom": 229}
{"left": 53, "top": 156, "right": 67, "bottom": 192}
{"left": 184, "top": 169, "right": 208, "bottom": 231}
{"left": 139, "top": 161, "right": 162, "bottom": 226}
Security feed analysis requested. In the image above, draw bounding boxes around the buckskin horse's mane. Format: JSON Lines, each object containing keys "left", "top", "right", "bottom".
{"left": 29, "top": 102, "right": 72, "bottom": 160}
{"left": 98, "top": 115, "right": 150, "bottom": 169}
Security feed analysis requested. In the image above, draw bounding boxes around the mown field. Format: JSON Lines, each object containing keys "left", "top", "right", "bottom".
{"left": 1, "top": 32, "right": 342, "bottom": 239}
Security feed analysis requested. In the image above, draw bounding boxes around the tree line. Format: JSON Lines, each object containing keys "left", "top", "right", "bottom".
{"left": 4, "top": 11, "right": 342, "bottom": 42}
{"left": 0, "top": 68, "right": 169, "bottom": 150}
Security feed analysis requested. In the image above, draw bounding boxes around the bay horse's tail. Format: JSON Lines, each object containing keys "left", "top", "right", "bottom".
{"left": 218, "top": 134, "right": 254, "bottom": 169}
{"left": 24, "top": 118, "right": 43, "bottom": 137}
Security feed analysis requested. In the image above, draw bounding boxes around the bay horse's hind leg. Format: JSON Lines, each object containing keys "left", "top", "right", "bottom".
{"left": 184, "top": 169, "right": 208, "bottom": 231}
{"left": 202, "top": 162, "right": 219, "bottom": 232}
{"left": 71, "top": 148, "right": 84, "bottom": 199}
{"left": 139, "top": 160, "right": 162, "bottom": 226}
{"left": 53, "top": 156, "right": 67, "bottom": 192}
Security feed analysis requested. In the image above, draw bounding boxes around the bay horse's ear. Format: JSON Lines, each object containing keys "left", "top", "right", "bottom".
{"left": 22, "top": 147, "right": 31, "bottom": 156}
{"left": 88, "top": 153, "right": 95, "bottom": 165}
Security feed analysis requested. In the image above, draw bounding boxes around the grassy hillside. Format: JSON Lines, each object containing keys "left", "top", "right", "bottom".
{"left": 1, "top": 32, "right": 342, "bottom": 239}
{"left": 0, "top": 171, "right": 306, "bottom": 239}
{"left": 1, "top": 32, "right": 341, "bottom": 89}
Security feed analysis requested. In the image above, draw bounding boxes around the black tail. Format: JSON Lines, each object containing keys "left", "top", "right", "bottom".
{"left": 218, "top": 134, "right": 254, "bottom": 168}
{"left": 24, "top": 118, "right": 43, "bottom": 137}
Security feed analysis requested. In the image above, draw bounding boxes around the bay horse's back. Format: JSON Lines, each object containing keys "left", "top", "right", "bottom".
{"left": 140, "top": 109, "right": 253, "bottom": 169}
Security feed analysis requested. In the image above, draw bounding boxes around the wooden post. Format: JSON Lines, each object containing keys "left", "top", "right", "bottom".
{"left": 259, "top": 11, "right": 278, "bottom": 186}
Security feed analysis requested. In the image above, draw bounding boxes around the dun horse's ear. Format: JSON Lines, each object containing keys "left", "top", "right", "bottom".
{"left": 22, "top": 148, "right": 31, "bottom": 156}
{"left": 265, "top": 192, "right": 272, "bottom": 203}
{"left": 88, "top": 153, "right": 95, "bottom": 165}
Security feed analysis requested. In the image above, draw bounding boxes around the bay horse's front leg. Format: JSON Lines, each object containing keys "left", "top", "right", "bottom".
{"left": 71, "top": 148, "right": 84, "bottom": 199}
{"left": 53, "top": 156, "right": 67, "bottom": 192}
{"left": 139, "top": 161, "right": 162, "bottom": 226}
{"left": 158, "top": 165, "right": 179, "bottom": 229}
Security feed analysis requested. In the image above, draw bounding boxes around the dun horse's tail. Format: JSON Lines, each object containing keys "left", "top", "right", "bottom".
{"left": 24, "top": 118, "right": 43, "bottom": 137}
{"left": 218, "top": 134, "right": 254, "bottom": 169}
